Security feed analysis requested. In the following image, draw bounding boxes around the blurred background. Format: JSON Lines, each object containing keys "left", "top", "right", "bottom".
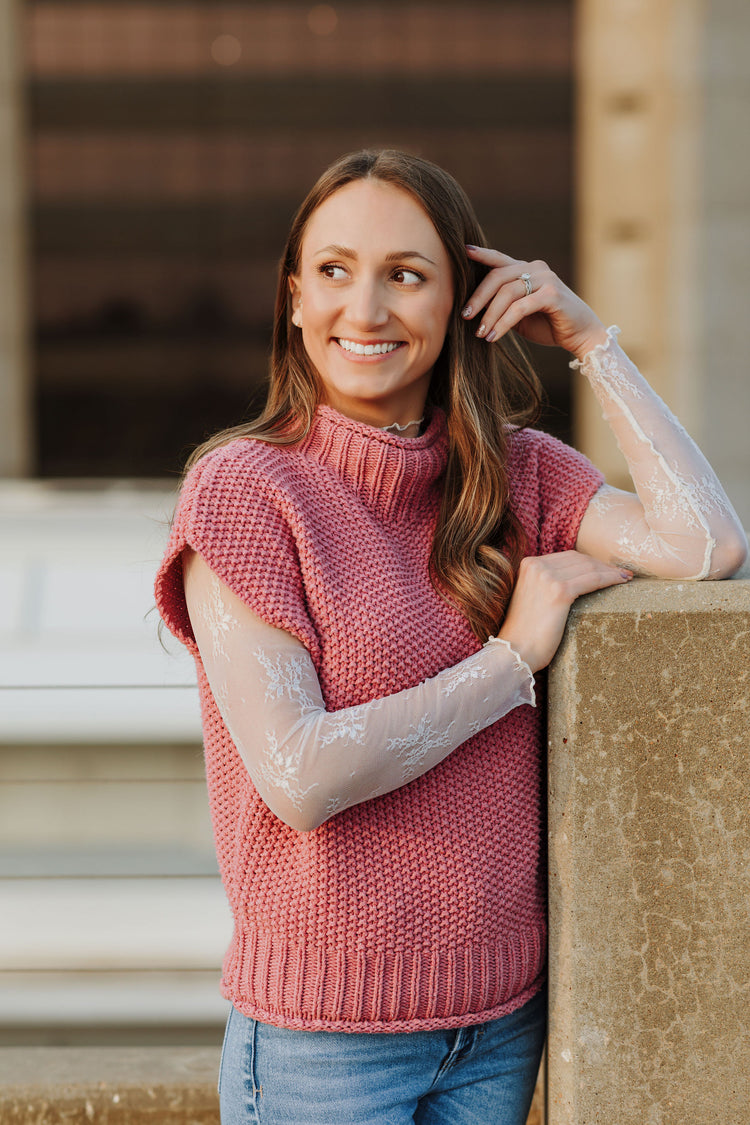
{"left": 22, "top": 0, "right": 578, "bottom": 477}
{"left": 1, "top": 0, "right": 748, "bottom": 1049}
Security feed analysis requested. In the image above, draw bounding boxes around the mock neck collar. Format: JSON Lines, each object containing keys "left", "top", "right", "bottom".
{"left": 298, "top": 405, "right": 449, "bottom": 520}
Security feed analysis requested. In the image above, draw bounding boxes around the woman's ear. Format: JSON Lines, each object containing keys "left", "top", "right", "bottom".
{"left": 289, "top": 277, "right": 303, "bottom": 328}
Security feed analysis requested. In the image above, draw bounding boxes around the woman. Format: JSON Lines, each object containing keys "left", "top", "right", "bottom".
{"left": 155, "top": 150, "right": 746, "bottom": 1125}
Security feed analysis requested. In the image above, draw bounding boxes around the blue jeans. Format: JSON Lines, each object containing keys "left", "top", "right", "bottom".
{"left": 218, "top": 989, "right": 546, "bottom": 1124}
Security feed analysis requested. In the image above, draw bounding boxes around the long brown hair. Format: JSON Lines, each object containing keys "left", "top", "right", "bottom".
{"left": 187, "top": 149, "right": 543, "bottom": 640}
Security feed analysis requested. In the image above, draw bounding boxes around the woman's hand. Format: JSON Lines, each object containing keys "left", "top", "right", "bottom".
{"left": 463, "top": 246, "right": 607, "bottom": 360}
{"left": 497, "top": 551, "right": 632, "bottom": 674}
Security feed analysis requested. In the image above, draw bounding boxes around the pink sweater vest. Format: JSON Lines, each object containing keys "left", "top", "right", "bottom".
{"left": 156, "top": 406, "right": 603, "bottom": 1032}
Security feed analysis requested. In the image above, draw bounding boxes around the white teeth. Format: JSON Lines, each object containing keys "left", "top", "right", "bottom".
{"left": 337, "top": 338, "right": 401, "bottom": 356}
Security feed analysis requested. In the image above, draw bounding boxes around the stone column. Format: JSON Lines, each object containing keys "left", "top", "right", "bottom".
{"left": 574, "top": 0, "right": 750, "bottom": 527}
{"left": 547, "top": 569, "right": 750, "bottom": 1124}
{"left": 695, "top": 0, "right": 750, "bottom": 532}
{"left": 0, "top": 0, "right": 33, "bottom": 476}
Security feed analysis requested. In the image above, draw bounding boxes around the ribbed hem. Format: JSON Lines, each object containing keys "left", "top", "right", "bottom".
{"left": 219, "top": 924, "right": 547, "bottom": 1033}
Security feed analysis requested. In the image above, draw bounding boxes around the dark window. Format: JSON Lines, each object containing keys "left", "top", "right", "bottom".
{"left": 27, "top": 0, "right": 575, "bottom": 477}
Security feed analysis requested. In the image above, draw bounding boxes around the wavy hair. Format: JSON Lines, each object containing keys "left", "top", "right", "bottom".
{"left": 187, "top": 149, "right": 543, "bottom": 640}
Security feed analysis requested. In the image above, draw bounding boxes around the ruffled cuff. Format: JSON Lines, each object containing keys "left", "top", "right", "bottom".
{"left": 569, "top": 325, "right": 622, "bottom": 373}
{"left": 484, "top": 636, "right": 536, "bottom": 708}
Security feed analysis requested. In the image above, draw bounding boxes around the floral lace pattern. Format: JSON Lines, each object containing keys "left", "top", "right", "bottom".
{"left": 184, "top": 553, "right": 536, "bottom": 832}
{"left": 197, "top": 572, "right": 240, "bottom": 659}
{"left": 586, "top": 484, "right": 620, "bottom": 516}
{"left": 439, "top": 660, "right": 490, "bottom": 697}
{"left": 385, "top": 715, "right": 456, "bottom": 783}
{"left": 257, "top": 732, "right": 320, "bottom": 812}
{"left": 574, "top": 327, "right": 747, "bottom": 580}
{"left": 255, "top": 648, "right": 318, "bottom": 713}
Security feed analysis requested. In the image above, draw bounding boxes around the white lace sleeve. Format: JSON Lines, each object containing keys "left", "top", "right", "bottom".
{"left": 183, "top": 550, "right": 535, "bottom": 832}
{"left": 573, "top": 327, "right": 748, "bottom": 579}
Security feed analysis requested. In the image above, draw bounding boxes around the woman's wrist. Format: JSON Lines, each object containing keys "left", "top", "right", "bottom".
{"left": 570, "top": 320, "right": 611, "bottom": 364}
{"left": 484, "top": 634, "right": 537, "bottom": 706}
{"left": 491, "top": 627, "right": 540, "bottom": 676}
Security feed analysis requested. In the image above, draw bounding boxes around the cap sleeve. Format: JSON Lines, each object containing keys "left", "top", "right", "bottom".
{"left": 154, "top": 442, "right": 321, "bottom": 663}
{"left": 509, "top": 428, "right": 605, "bottom": 557}
{"left": 534, "top": 430, "right": 605, "bottom": 554}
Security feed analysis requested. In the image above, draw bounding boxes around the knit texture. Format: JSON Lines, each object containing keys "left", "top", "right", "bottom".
{"left": 155, "top": 406, "right": 604, "bottom": 1032}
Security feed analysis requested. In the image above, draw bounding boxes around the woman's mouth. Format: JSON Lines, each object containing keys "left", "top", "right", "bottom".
{"left": 335, "top": 338, "right": 405, "bottom": 357}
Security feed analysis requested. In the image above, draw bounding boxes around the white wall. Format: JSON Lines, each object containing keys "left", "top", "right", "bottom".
{"left": 0, "top": 484, "right": 231, "bottom": 1039}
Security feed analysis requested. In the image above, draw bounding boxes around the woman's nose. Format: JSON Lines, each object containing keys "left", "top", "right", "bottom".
{"left": 347, "top": 281, "right": 389, "bottom": 328}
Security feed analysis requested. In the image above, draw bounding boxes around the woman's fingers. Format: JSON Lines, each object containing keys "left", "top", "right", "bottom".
{"left": 514, "top": 552, "right": 630, "bottom": 613}
{"left": 469, "top": 278, "right": 540, "bottom": 340}
{"left": 462, "top": 245, "right": 606, "bottom": 354}
{"left": 463, "top": 255, "right": 547, "bottom": 325}
{"left": 536, "top": 551, "right": 632, "bottom": 596}
{"left": 465, "top": 245, "right": 516, "bottom": 268}
{"left": 497, "top": 552, "right": 632, "bottom": 673}
{"left": 462, "top": 250, "right": 559, "bottom": 344}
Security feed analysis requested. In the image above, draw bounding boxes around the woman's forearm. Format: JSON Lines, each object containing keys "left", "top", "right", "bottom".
{"left": 573, "top": 327, "right": 747, "bottom": 579}
{"left": 185, "top": 555, "right": 535, "bottom": 832}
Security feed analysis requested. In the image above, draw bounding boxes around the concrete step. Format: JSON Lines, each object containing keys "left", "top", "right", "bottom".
{"left": 0, "top": 1046, "right": 221, "bottom": 1124}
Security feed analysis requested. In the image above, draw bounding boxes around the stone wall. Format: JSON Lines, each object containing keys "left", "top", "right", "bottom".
{"left": 547, "top": 565, "right": 750, "bottom": 1124}
{"left": 574, "top": 1, "right": 750, "bottom": 527}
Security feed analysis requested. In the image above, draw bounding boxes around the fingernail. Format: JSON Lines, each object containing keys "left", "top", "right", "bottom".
{"left": 486, "top": 329, "right": 497, "bottom": 343}
{"left": 461, "top": 305, "right": 472, "bottom": 318}
{"left": 465, "top": 244, "right": 480, "bottom": 251}
{"left": 477, "top": 323, "right": 487, "bottom": 338}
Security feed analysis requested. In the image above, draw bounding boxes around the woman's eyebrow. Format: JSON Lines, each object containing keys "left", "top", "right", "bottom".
{"left": 313, "top": 244, "right": 437, "bottom": 266}
{"left": 384, "top": 250, "right": 437, "bottom": 265}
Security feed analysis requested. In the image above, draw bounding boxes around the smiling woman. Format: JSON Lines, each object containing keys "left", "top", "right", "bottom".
{"left": 155, "top": 149, "right": 746, "bottom": 1125}
{"left": 288, "top": 179, "right": 454, "bottom": 429}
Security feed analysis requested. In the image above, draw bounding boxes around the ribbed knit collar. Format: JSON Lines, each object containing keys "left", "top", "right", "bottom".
{"left": 299, "top": 404, "right": 449, "bottom": 520}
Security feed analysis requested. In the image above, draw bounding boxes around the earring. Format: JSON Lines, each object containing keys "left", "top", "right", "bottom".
{"left": 292, "top": 298, "right": 303, "bottom": 327}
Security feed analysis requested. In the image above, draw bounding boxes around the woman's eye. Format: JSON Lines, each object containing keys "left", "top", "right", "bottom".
{"left": 392, "top": 268, "right": 425, "bottom": 285}
{"left": 319, "top": 263, "right": 347, "bottom": 280}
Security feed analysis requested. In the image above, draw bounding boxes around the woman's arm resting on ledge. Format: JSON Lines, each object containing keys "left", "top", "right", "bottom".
{"left": 182, "top": 549, "right": 536, "bottom": 832}
{"left": 458, "top": 248, "right": 745, "bottom": 580}
{"left": 573, "top": 328, "right": 748, "bottom": 579}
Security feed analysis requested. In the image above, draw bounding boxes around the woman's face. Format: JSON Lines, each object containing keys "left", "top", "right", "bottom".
{"left": 290, "top": 179, "right": 455, "bottom": 428}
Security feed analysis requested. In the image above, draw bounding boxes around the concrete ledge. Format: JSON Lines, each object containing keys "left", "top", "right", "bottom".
{"left": 547, "top": 567, "right": 750, "bottom": 1124}
{"left": 0, "top": 1047, "right": 221, "bottom": 1124}
{"left": 0, "top": 1045, "right": 544, "bottom": 1124}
